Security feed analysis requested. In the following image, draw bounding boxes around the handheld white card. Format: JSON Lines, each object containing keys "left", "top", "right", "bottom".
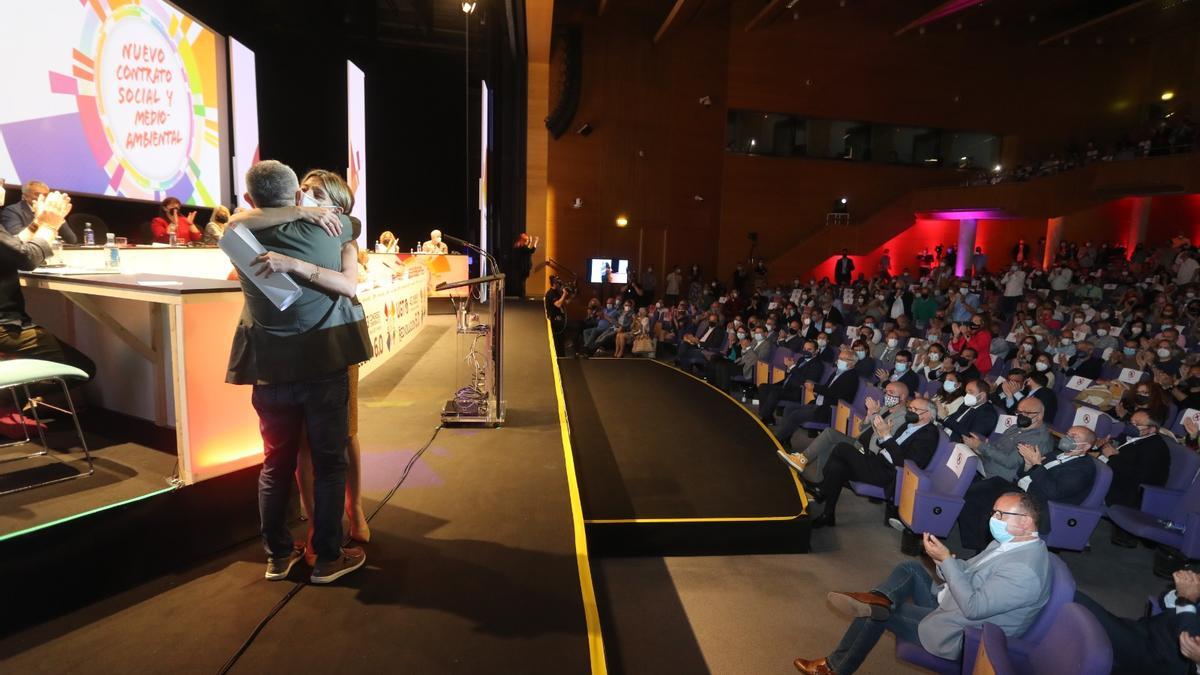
{"left": 219, "top": 226, "right": 303, "bottom": 311}
{"left": 1181, "top": 408, "right": 1200, "bottom": 430}
{"left": 995, "top": 415, "right": 1016, "bottom": 434}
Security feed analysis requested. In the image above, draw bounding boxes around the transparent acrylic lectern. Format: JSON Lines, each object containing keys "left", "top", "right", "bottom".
{"left": 437, "top": 273, "right": 505, "bottom": 427}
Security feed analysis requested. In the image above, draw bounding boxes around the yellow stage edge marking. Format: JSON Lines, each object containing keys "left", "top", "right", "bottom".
{"left": 546, "top": 321, "right": 609, "bottom": 675}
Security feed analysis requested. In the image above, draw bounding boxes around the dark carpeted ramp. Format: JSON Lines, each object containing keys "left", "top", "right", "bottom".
{"left": 558, "top": 358, "right": 810, "bottom": 555}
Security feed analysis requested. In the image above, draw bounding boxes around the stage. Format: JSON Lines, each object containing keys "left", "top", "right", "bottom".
{"left": 556, "top": 358, "right": 810, "bottom": 556}
{"left": 0, "top": 302, "right": 603, "bottom": 673}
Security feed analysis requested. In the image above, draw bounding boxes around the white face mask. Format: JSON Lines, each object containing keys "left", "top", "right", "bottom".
{"left": 887, "top": 338, "right": 899, "bottom": 348}
{"left": 963, "top": 393, "right": 979, "bottom": 407}
{"left": 1096, "top": 329, "right": 1108, "bottom": 337}
{"left": 1158, "top": 348, "right": 1172, "bottom": 359}
{"left": 928, "top": 353, "right": 942, "bottom": 363}
{"left": 300, "top": 190, "right": 323, "bottom": 208}
{"left": 943, "top": 380, "right": 957, "bottom": 393}
{"left": 1035, "top": 361, "right": 1050, "bottom": 372}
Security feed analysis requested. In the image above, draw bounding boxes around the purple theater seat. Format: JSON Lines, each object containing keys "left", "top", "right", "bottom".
{"left": 1108, "top": 467, "right": 1200, "bottom": 559}
{"left": 963, "top": 604, "right": 1112, "bottom": 675}
{"left": 1045, "top": 457, "right": 1112, "bottom": 551}
{"left": 848, "top": 426, "right": 954, "bottom": 504}
{"left": 1093, "top": 413, "right": 1117, "bottom": 442}
{"left": 1135, "top": 439, "right": 1200, "bottom": 521}
{"left": 966, "top": 623, "right": 1016, "bottom": 675}
{"left": 1050, "top": 395, "right": 1077, "bottom": 433}
{"left": 895, "top": 555, "right": 1076, "bottom": 674}
{"left": 896, "top": 438, "right": 977, "bottom": 537}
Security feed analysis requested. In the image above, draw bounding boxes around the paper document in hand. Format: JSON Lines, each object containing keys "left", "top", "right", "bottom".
{"left": 219, "top": 226, "right": 302, "bottom": 311}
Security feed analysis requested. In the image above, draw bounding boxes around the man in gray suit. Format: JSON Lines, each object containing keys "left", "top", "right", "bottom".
{"left": 961, "top": 396, "right": 1054, "bottom": 483}
{"left": 794, "top": 492, "right": 1051, "bottom": 674}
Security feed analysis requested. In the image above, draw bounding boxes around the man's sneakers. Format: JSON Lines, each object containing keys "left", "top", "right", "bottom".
{"left": 265, "top": 544, "right": 367, "bottom": 584}
{"left": 310, "top": 547, "right": 367, "bottom": 584}
{"left": 265, "top": 543, "right": 306, "bottom": 581}
{"left": 777, "top": 449, "right": 809, "bottom": 473}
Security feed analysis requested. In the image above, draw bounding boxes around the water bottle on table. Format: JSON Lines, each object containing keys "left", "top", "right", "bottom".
{"left": 104, "top": 232, "right": 120, "bottom": 269}
{"left": 168, "top": 230, "right": 177, "bottom": 247}
{"left": 83, "top": 222, "right": 95, "bottom": 246}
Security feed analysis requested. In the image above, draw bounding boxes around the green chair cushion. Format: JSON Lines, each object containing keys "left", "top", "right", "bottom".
{"left": 0, "top": 358, "right": 90, "bottom": 386}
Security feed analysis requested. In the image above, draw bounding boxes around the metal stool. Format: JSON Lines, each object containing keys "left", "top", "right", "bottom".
{"left": 0, "top": 359, "right": 92, "bottom": 496}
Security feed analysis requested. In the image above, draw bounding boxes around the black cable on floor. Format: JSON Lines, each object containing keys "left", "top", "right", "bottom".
{"left": 216, "top": 424, "right": 444, "bottom": 675}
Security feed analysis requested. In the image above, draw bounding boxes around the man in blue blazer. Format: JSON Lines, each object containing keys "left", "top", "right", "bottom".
{"left": 770, "top": 347, "right": 859, "bottom": 437}
{"left": 955, "top": 426, "right": 1097, "bottom": 546}
{"left": 939, "top": 379, "right": 999, "bottom": 443}
{"left": 810, "top": 397, "right": 940, "bottom": 528}
{"left": 757, "top": 340, "right": 823, "bottom": 425}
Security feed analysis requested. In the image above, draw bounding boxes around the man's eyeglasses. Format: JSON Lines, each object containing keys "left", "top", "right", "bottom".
{"left": 992, "top": 509, "right": 1030, "bottom": 521}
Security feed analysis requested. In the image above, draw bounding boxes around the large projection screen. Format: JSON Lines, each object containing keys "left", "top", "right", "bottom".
{"left": 229, "top": 37, "right": 259, "bottom": 207}
{"left": 0, "top": 0, "right": 229, "bottom": 206}
{"left": 347, "top": 60, "right": 367, "bottom": 248}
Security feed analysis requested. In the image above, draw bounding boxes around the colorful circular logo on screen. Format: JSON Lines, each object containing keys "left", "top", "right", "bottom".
{"left": 91, "top": 4, "right": 194, "bottom": 192}
{"left": 64, "top": 1, "right": 220, "bottom": 204}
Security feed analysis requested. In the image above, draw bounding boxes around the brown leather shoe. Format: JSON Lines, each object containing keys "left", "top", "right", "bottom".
{"left": 827, "top": 590, "right": 892, "bottom": 620}
{"left": 793, "top": 656, "right": 837, "bottom": 674}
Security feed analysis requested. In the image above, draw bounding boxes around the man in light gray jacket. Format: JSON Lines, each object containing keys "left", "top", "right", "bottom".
{"left": 793, "top": 492, "right": 1052, "bottom": 674}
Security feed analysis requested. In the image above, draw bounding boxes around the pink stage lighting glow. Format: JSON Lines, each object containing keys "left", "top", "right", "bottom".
{"left": 916, "top": 209, "right": 1014, "bottom": 221}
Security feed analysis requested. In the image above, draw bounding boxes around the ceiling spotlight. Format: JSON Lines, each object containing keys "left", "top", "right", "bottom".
{"left": 698, "top": 95, "right": 712, "bottom": 106}
{"left": 571, "top": 198, "right": 583, "bottom": 209}
{"left": 1162, "top": 90, "right": 1176, "bottom": 101}
{"left": 615, "top": 215, "right": 629, "bottom": 227}
{"left": 840, "top": 197, "right": 848, "bottom": 204}
{"left": 461, "top": 1, "right": 476, "bottom": 14}
{"left": 694, "top": 194, "right": 705, "bottom": 202}
{"left": 960, "top": 156, "right": 967, "bottom": 161}
{"left": 993, "top": 164, "right": 1002, "bottom": 172}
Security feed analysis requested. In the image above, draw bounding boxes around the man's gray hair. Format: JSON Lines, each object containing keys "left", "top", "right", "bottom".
{"left": 245, "top": 160, "right": 299, "bottom": 208}
{"left": 22, "top": 180, "right": 48, "bottom": 197}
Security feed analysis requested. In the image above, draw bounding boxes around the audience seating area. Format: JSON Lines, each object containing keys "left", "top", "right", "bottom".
{"left": 557, "top": 233, "right": 1200, "bottom": 672}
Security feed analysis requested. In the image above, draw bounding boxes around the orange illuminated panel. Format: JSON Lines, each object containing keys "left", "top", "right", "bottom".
{"left": 177, "top": 299, "right": 263, "bottom": 483}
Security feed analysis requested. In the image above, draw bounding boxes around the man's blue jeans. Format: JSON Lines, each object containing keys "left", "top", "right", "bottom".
{"left": 253, "top": 372, "right": 349, "bottom": 564}
{"left": 826, "top": 560, "right": 939, "bottom": 674}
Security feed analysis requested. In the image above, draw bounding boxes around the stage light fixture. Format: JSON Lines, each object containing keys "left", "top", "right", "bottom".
{"left": 993, "top": 164, "right": 1002, "bottom": 172}
{"left": 840, "top": 197, "right": 848, "bottom": 204}
{"left": 1162, "top": 91, "right": 1176, "bottom": 101}
{"left": 571, "top": 198, "right": 583, "bottom": 209}
{"left": 616, "top": 215, "right": 629, "bottom": 227}
{"left": 461, "top": 2, "right": 476, "bottom": 14}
